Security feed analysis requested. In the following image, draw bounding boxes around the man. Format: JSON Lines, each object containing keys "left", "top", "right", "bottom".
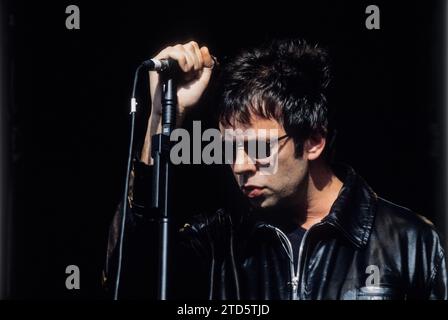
{"left": 104, "top": 39, "right": 448, "bottom": 299}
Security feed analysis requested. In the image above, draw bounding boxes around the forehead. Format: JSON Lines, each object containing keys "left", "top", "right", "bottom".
{"left": 219, "top": 114, "right": 285, "bottom": 134}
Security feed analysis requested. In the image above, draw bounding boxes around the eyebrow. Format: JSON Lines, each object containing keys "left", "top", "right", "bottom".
{"left": 222, "top": 134, "right": 288, "bottom": 141}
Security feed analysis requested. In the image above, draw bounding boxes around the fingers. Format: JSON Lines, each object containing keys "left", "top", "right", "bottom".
{"left": 184, "top": 41, "right": 202, "bottom": 71}
{"left": 153, "top": 41, "right": 213, "bottom": 74}
{"left": 154, "top": 45, "right": 189, "bottom": 72}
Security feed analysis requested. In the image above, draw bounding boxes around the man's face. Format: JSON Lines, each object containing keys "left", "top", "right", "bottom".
{"left": 220, "top": 115, "right": 309, "bottom": 210}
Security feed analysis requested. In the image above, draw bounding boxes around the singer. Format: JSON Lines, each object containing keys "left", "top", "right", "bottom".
{"left": 103, "top": 39, "right": 447, "bottom": 300}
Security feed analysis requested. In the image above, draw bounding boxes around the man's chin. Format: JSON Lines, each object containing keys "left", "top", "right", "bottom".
{"left": 249, "top": 196, "right": 276, "bottom": 210}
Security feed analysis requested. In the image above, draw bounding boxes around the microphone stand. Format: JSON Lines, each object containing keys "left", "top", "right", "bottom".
{"left": 151, "top": 72, "right": 177, "bottom": 300}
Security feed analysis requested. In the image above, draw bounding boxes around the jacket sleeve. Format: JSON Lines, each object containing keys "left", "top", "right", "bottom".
{"left": 102, "top": 159, "right": 211, "bottom": 299}
{"left": 428, "top": 237, "right": 448, "bottom": 300}
{"left": 102, "top": 159, "right": 159, "bottom": 298}
{"left": 412, "top": 223, "right": 448, "bottom": 300}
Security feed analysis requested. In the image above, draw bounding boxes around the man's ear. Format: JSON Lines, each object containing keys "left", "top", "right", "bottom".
{"left": 304, "top": 134, "right": 326, "bottom": 161}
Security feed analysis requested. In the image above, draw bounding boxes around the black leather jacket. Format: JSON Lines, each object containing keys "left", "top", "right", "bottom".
{"left": 104, "top": 163, "right": 448, "bottom": 300}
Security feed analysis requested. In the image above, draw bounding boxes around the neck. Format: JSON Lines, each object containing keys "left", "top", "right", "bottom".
{"left": 296, "top": 160, "right": 343, "bottom": 230}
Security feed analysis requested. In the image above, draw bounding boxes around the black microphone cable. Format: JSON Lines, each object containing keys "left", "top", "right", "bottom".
{"left": 114, "top": 63, "right": 144, "bottom": 300}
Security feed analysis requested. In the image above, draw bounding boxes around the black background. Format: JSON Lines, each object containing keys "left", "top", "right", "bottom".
{"left": 5, "top": 0, "right": 446, "bottom": 298}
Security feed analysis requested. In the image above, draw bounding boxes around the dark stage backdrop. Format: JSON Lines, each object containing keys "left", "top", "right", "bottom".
{"left": 3, "top": 0, "right": 446, "bottom": 298}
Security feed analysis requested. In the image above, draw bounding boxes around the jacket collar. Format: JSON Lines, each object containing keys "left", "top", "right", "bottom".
{"left": 322, "top": 164, "right": 377, "bottom": 248}
{"left": 242, "top": 164, "right": 377, "bottom": 249}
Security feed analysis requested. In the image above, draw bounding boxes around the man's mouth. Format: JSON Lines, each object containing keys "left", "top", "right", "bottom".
{"left": 242, "top": 185, "right": 265, "bottom": 198}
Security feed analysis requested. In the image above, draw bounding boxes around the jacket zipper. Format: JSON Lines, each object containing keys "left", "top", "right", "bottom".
{"left": 270, "top": 226, "right": 305, "bottom": 299}
{"left": 270, "top": 222, "right": 325, "bottom": 300}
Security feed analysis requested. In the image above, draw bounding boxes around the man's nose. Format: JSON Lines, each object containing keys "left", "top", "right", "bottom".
{"left": 232, "top": 148, "right": 257, "bottom": 175}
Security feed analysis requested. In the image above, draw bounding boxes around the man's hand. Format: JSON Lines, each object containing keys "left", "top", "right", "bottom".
{"left": 150, "top": 41, "right": 214, "bottom": 118}
{"left": 141, "top": 41, "right": 215, "bottom": 165}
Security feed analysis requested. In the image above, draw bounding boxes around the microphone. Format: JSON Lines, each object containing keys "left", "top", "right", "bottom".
{"left": 142, "top": 58, "right": 179, "bottom": 74}
{"left": 142, "top": 56, "right": 219, "bottom": 73}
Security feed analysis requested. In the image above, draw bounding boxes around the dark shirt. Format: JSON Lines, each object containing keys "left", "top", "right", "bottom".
{"left": 287, "top": 226, "right": 307, "bottom": 267}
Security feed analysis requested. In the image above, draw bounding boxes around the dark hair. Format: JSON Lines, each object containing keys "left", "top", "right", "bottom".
{"left": 218, "top": 38, "right": 332, "bottom": 158}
